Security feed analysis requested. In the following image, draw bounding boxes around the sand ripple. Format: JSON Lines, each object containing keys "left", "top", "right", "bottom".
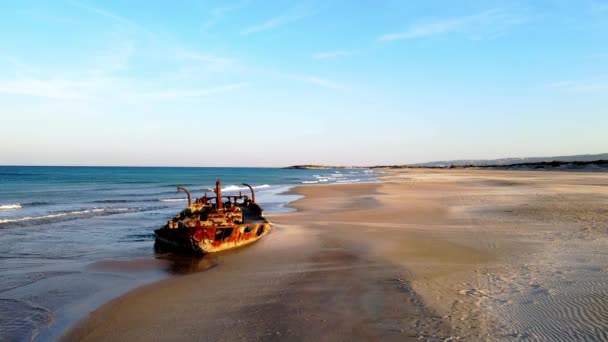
{"left": 487, "top": 240, "right": 608, "bottom": 341}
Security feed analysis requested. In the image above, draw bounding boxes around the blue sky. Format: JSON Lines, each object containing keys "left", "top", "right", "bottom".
{"left": 1, "top": 0, "right": 607, "bottom": 166}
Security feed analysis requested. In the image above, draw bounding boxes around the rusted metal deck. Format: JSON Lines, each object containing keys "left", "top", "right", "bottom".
{"left": 154, "top": 179, "right": 271, "bottom": 254}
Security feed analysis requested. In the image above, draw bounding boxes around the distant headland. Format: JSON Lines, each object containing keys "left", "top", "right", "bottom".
{"left": 284, "top": 165, "right": 350, "bottom": 170}
{"left": 285, "top": 153, "right": 608, "bottom": 171}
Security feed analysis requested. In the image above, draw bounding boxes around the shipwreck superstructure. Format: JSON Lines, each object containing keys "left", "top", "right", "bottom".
{"left": 154, "top": 179, "right": 271, "bottom": 254}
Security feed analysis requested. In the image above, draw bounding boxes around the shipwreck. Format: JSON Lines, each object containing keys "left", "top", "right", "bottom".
{"left": 154, "top": 179, "right": 271, "bottom": 254}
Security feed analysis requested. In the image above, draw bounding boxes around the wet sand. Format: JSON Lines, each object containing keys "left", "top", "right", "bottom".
{"left": 63, "top": 169, "right": 608, "bottom": 341}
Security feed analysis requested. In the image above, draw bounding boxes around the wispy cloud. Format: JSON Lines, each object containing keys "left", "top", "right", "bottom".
{"left": 170, "top": 49, "right": 242, "bottom": 77}
{"left": 0, "top": 50, "right": 248, "bottom": 101}
{"left": 0, "top": 78, "right": 92, "bottom": 99}
{"left": 90, "top": 40, "right": 135, "bottom": 75}
{"left": 294, "top": 75, "right": 344, "bottom": 90}
{"left": 174, "top": 49, "right": 235, "bottom": 66}
{"left": 546, "top": 80, "right": 608, "bottom": 93}
{"left": 0, "top": 48, "right": 132, "bottom": 100}
{"left": 379, "top": 9, "right": 527, "bottom": 41}
{"left": 68, "top": 0, "right": 154, "bottom": 36}
{"left": 547, "top": 80, "right": 574, "bottom": 88}
{"left": 204, "top": 1, "right": 250, "bottom": 29}
{"left": 0, "top": 74, "right": 250, "bottom": 100}
{"left": 133, "top": 83, "right": 250, "bottom": 100}
{"left": 241, "top": 7, "right": 308, "bottom": 35}
{"left": 312, "top": 50, "right": 352, "bottom": 60}
{"left": 1, "top": 57, "right": 41, "bottom": 77}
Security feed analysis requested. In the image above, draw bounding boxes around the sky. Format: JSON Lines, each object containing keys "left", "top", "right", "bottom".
{"left": 0, "top": 0, "right": 607, "bottom": 167}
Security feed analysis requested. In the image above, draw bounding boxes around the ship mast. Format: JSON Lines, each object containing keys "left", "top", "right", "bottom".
{"left": 216, "top": 178, "right": 222, "bottom": 209}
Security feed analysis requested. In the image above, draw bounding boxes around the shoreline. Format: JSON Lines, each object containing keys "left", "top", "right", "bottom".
{"left": 62, "top": 169, "right": 608, "bottom": 340}
{"left": 62, "top": 180, "right": 427, "bottom": 341}
{"left": 40, "top": 178, "right": 377, "bottom": 340}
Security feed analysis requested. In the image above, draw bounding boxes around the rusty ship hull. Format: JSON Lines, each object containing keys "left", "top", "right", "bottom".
{"left": 155, "top": 221, "right": 270, "bottom": 253}
{"left": 154, "top": 179, "right": 271, "bottom": 254}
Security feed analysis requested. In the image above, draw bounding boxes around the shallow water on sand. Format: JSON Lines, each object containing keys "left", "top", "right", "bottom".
{"left": 0, "top": 166, "right": 375, "bottom": 341}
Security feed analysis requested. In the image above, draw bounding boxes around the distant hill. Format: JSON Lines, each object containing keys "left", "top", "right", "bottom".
{"left": 410, "top": 153, "right": 608, "bottom": 167}
{"left": 284, "top": 165, "right": 347, "bottom": 170}
{"left": 284, "top": 153, "right": 608, "bottom": 172}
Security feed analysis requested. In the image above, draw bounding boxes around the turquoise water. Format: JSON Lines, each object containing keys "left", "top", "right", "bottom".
{"left": 0, "top": 166, "right": 375, "bottom": 340}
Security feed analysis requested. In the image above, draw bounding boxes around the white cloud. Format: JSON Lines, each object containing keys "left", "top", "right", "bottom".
{"left": 0, "top": 78, "right": 92, "bottom": 99}
{"left": 379, "top": 9, "right": 527, "bottom": 41}
{"left": 294, "top": 75, "right": 344, "bottom": 90}
{"left": 547, "top": 81, "right": 574, "bottom": 88}
{"left": 241, "top": 8, "right": 307, "bottom": 35}
{"left": 132, "top": 83, "right": 250, "bottom": 100}
{"left": 169, "top": 49, "right": 242, "bottom": 76}
{"left": 174, "top": 49, "right": 235, "bottom": 66}
{"left": 204, "top": 1, "right": 250, "bottom": 29}
{"left": 312, "top": 50, "right": 352, "bottom": 60}
{"left": 0, "top": 51, "right": 248, "bottom": 101}
{"left": 546, "top": 80, "right": 608, "bottom": 93}
{"left": 1, "top": 57, "right": 41, "bottom": 77}
{"left": 68, "top": 0, "right": 154, "bottom": 36}
{"left": 0, "top": 75, "right": 250, "bottom": 101}
{"left": 90, "top": 40, "right": 135, "bottom": 75}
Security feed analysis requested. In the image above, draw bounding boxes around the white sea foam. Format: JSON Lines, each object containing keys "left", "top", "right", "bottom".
{"left": 0, "top": 204, "right": 22, "bottom": 210}
{"left": 337, "top": 179, "right": 360, "bottom": 183}
{"left": 0, "top": 208, "right": 129, "bottom": 224}
{"left": 302, "top": 181, "right": 318, "bottom": 184}
{"left": 221, "top": 184, "right": 271, "bottom": 192}
{"left": 159, "top": 198, "right": 188, "bottom": 202}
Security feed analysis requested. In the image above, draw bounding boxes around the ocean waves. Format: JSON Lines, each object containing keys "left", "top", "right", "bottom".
{"left": 0, "top": 207, "right": 134, "bottom": 226}
{"left": 0, "top": 166, "right": 379, "bottom": 341}
{"left": 300, "top": 170, "right": 374, "bottom": 185}
{"left": 221, "top": 184, "right": 271, "bottom": 192}
{"left": 0, "top": 202, "right": 55, "bottom": 210}
{"left": 0, "top": 168, "right": 378, "bottom": 230}
{"left": 0, "top": 204, "right": 22, "bottom": 210}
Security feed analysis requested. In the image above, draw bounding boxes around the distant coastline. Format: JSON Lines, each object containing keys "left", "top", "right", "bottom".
{"left": 375, "top": 159, "right": 608, "bottom": 170}
{"left": 286, "top": 160, "right": 608, "bottom": 171}
{"left": 284, "top": 165, "right": 354, "bottom": 170}
{"left": 285, "top": 153, "right": 608, "bottom": 171}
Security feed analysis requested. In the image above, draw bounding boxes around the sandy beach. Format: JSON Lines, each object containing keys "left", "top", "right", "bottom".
{"left": 63, "top": 169, "right": 608, "bottom": 341}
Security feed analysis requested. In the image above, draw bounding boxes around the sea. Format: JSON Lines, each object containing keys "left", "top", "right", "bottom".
{"left": 0, "top": 166, "right": 376, "bottom": 341}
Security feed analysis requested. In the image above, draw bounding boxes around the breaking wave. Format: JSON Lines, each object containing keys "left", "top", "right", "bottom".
{"left": 0, "top": 204, "right": 22, "bottom": 210}
{"left": 222, "top": 184, "right": 271, "bottom": 192}
{"left": 0, "top": 208, "right": 131, "bottom": 225}
{"left": 0, "top": 202, "right": 56, "bottom": 210}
